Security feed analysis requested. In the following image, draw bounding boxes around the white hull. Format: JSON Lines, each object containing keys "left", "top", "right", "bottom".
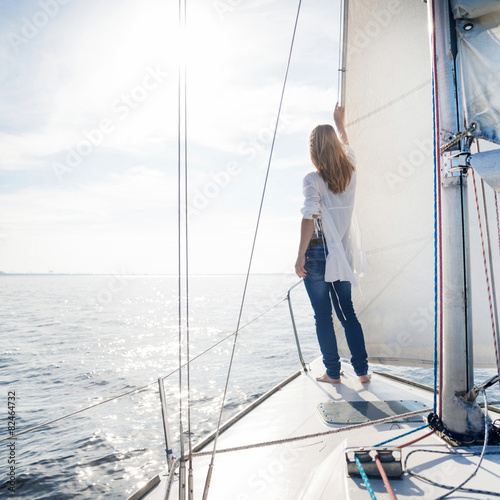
{"left": 133, "top": 358, "right": 500, "bottom": 499}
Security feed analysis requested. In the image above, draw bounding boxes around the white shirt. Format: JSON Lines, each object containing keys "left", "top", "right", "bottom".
{"left": 301, "top": 146, "right": 366, "bottom": 285}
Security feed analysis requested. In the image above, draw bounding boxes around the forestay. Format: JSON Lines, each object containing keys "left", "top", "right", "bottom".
{"left": 339, "top": 0, "right": 499, "bottom": 368}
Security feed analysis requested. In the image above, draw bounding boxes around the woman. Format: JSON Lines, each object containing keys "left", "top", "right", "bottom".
{"left": 295, "top": 103, "right": 369, "bottom": 384}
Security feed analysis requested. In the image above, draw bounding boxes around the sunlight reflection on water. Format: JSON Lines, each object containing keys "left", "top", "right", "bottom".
{"left": 1, "top": 275, "right": 316, "bottom": 499}
{"left": 1, "top": 275, "right": 499, "bottom": 499}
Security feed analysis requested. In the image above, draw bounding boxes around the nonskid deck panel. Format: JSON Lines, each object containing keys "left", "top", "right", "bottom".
{"left": 317, "top": 399, "right": 429, "bottom": 425}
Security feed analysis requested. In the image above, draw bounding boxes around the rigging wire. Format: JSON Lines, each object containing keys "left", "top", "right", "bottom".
{"left": 177, "top": 0, "right": 195, "bottom": 494}
{"left": 181, "top": 0, "right": 194, "bottom": 493}
{"left": 177, "top": 0, "right": 188, "bottom": 494}
{"left": 201, "top": 2, "right": 303, "bottom": 497}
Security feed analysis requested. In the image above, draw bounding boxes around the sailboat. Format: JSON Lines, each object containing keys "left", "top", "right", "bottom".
{"left": 131, "top": 0, "right": 500, "bottom": 498}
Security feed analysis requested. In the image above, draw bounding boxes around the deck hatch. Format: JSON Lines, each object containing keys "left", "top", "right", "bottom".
{"left": 317, "top": 400, "right": 427, "bottom": 425}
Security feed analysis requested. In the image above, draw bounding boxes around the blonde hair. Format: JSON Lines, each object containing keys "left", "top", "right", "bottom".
{"left": 308, "top": 124, "right": 355, "bottom": 194}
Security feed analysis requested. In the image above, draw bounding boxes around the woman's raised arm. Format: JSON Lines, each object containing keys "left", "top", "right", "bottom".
{"left": 333, "top": 102, "right": 349, "bottom": 145}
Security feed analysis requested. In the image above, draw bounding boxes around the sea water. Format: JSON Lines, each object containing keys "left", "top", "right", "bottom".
{"left": 1, "top": 275, "right": 498, "bottom": 499}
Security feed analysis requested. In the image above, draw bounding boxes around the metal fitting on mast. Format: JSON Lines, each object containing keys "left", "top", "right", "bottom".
{"left": 442, "top": 150, "right": 470, "bottom": 178}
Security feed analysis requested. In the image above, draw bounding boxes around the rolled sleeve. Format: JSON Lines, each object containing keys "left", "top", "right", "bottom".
{"left": 301, "top": 173, "right": 321, "bottom": 219}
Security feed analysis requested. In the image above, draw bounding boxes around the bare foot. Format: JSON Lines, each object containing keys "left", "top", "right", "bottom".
{"left": 358, "top": 374, "right": 371, "bottom": 383}
{"left": 316, "top": 373, "right": 341, "bottom": 384}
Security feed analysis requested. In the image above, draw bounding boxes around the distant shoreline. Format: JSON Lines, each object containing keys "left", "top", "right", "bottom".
{"left": 0, "top": 273, "right": 295, "bottom": 277}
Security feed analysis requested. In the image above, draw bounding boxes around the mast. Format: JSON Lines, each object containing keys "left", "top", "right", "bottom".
{"left": 338, "top": 0, "right": 348, "bottom": 107}
{"left": 429, "top": 0, "right": 484, "bottom": 440}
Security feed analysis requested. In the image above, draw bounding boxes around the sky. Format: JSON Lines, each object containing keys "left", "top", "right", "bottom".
{"left": 0, "top": 0, "right": 342, "bottom": 275}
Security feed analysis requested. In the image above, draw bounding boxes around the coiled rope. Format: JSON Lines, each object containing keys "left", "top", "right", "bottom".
{"left": 405, "top": 391, "right": 500, "bottom": 498}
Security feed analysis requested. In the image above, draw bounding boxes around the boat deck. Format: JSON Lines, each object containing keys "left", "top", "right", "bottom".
{"left": 134, "top": 359, "right": 500, "bottom": 499}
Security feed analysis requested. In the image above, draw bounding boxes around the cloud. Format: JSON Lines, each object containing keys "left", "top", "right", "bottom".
{"left": 0, "top": 166, "right": 178, "bottom": 273}
{"left": 0, "top": 0, "right": 342, "bottom": 274}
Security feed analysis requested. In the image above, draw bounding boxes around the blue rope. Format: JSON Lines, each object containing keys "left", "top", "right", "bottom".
{"left": 374, "top": 424, "right": 429, "bottom": 447}
{"left": 432, "top": 66, "right": 439, "bottom": 414}
{"left": 354, "top": 455, "right": 378, "bottom": 500}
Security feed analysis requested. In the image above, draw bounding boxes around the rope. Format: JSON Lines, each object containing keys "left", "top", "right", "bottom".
{"left": 201, "top": 2, "right": 303, "bottom": 497}
{"left": 374, "top": 424, "right": 430, "bottom": 447}
{"left": 405, "top": 452, "right": 500, "bottom": 497}
{"left": 404, "top": 392, "right": 498, "bottom": 498}
{"left": 354, "top": 455, "right": 378, "bottom": 500}
{"left": 429, "top": 0, "right": 444, "bottom": 418}
{"left": 396, "top": 429, "right": 435, "bottom": 449}
{"left": 472, "top": 169, "right": 500, "bottom": 375}
{"left": 191, "top": 408, "right": 430, "bottom": 458}
{"left": 435, "top": 390, "right": 489, "bottom": 499}
{"left": 373, "top": 452, "right": 397, "bottom": 500}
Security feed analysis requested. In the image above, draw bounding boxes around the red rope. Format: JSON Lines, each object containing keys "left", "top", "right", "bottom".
{"left": 430, "top": 0, "right": 444, "bottom": 418}
{"left": 471, "top": 169, "right": 500, "bottom": 374}
{"left": 373, "top": 452, "right": 398, "bottom": 500}
{"left": 397, "top": 429, "right": 435, "bottom": 449}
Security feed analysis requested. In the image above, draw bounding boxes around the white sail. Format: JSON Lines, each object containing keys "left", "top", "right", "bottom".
{"left": 452, "top": 1, "right": 500, "bottom": 144}
{"left": 340, "top": 0, "right": 499, "bottom": 368}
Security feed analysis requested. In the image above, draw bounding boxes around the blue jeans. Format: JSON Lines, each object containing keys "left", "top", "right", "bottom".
{"left": 304, "top": 243, "right": 368, "bottom": 379}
